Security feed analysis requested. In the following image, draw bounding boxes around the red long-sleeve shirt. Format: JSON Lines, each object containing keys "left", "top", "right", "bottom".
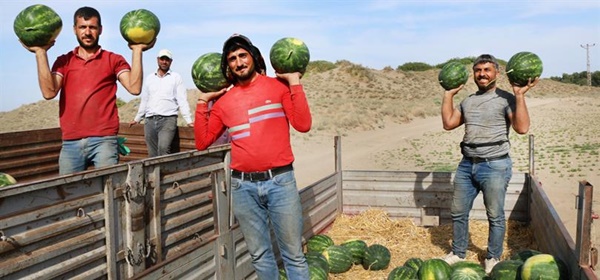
{"left": 194, "top": 74, "right": 312, "bottom": 172}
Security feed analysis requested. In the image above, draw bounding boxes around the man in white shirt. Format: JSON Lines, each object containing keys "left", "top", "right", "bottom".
{"left": 130, "top": 49, "right": 193, "bottom": 157}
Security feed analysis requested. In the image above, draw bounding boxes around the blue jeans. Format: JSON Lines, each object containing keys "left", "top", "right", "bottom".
{"left": 144, "top": 115, "right": 177, "bottom": 157}
{"left": 59, "top": 136, "right": 119, "bottom": 175}
{"left": 450, "top": 156, "right": 512, "bottom": 259}
{"left": 231, "top": 170, "right": 309, "bottom": 280}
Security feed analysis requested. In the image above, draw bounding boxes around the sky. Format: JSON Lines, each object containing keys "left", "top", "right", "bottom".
{"left": 1, "top": 0, "right": 599, "bottom": 112}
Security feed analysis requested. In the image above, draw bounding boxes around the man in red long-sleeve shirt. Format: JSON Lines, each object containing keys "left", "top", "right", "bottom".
{"left": 194, "top": 34, "right": 311, "bottom": 280}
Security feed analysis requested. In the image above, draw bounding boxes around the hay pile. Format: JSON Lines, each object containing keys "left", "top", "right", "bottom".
{"left": 322, "top": 209, "right": 537, "bottom": 279}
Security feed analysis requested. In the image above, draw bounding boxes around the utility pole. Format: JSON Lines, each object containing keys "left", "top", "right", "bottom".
{"left": 581, "top": 43, "right": 595, "bottom": 86}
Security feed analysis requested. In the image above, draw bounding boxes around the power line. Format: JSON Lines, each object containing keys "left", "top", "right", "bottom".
{"left": 581, "top": 43, "right": 596, "bottom": 86}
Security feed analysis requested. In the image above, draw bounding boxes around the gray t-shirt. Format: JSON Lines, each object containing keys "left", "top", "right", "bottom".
{"left": 458, "top": 88, "right": 516, "bottom": 158}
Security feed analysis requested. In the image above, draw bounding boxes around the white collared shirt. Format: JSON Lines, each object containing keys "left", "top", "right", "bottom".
{"left": 134, "top": 69, "right": 192, "bottom": 124}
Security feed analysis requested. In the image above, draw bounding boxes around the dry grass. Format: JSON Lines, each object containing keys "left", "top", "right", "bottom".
{"left": 322, "top": 209, "right": 536, "bottom": 279}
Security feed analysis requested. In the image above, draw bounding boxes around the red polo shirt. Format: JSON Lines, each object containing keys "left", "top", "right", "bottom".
{"left": 52, "top": 47, "right": 131, "bottom": 140}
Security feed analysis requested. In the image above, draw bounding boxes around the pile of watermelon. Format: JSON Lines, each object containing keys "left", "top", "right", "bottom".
{"left": 279, "top": 234, "right": 392, "bottom": 279}
{"left": 285, "top": 234, "right": 569, "bottom": 280}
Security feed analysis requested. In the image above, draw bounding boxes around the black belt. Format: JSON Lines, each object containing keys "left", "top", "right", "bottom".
{"left": 231, "top": 164, "right": 294, "bottom": 182}
{"left": 464, "top": 154, "right": 509, "bottom": 164}
{"left": 147, "top": 115, "right": 177, "bottom": 119}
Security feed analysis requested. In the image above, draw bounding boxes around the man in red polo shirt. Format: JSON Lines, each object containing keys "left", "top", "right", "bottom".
{"left": 21, "top": 6, "right": 154, "bottom": 174}
{"left": 194, "top": 34, "right": 311, "bottom": 279}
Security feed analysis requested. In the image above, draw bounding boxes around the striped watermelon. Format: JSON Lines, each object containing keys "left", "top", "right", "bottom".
{"left": 510, "top": 249, "right": 542, "bottom": 262}
{"left": 418, "top": 258, "right": 453, "bottom": 280}
{"left": 279, "top": 267, "right": 288, "bottom": 280}
{"left": 521, "top": 254, "right": 568, "bottom": 280}
{"left": 308, "top": 265, "right": 328, "bottom": 280}
{"left": 362, "top": 244, "right": 391, "bottom": 271}
{"left": 305, "top": 251, "right": 329, "bottom": 273}
{"left": 269, "top": 37, "right": 310, "bottom": 74}
{"left": 191, "top": 52, "right": 230, "bottom": 93}
{"left": 505, "top": 52, "right": 543, "bottom": 86}
{"left": 404, "top": 257, "right": 424, "bottom": 272}
{"left": 322, "top": 245, "right": 353, "bottom": 274}
{"left": 119, "top": 9, "right": 160, "bottom": 44}
{"left": 0, "top": 172, "right": 17, "bottom": 187}
{"left": 438, "top": 61, "right": 470, "bottom": 90}
{"left": 13, "top": 4, "right": 63, "bottom": 47}
{"left": 450, "top": 262, "right": 485, "bottom": 280}
{"left": 388, "top": 266, "right": 418, "bottom": 280}
{"left": 489, "top": 260, "right": 523, "bottom": 280}
{"left": 307, "top": 234, "right": 334, "bottom": 253}
{"left": 340, "top": 239, "right": 367, "bottom": 264}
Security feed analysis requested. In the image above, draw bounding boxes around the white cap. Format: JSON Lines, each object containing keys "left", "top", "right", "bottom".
{"left": 157, "top": 49, "right": 173, "bottom": 59}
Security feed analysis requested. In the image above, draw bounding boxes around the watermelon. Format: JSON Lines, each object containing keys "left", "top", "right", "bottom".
{"left": 521, "top": 254, "right": 568, "bottom": 280}
{"left": 388, "top": 266, "right": 418, "bottom": 280}
{"left": 306, "top": 234, "right": 334, "bottom": 253}
{"left": 418, "top": 258, "right": 453, "bottom": 280}
{"left": 322, "top": 245, "right": 353, "bottom": 274}
{"left": 340, "top": 239, "right": 367, "bottom": 264}
{"left": 305, "top": 251, "right": 329, "bottom": 273}
{"left": 404, "top": 257, "right": 424, "bottom": 272}
{"left": 269, "top": 37, "right": 310, "bottom": 74}
{"left": 119, "top": 9, "right": 160, "bottom": 44}
{"left": 510, "top": 249, "right": 542, "bottom": 262}
{"left": 308, "top": 265, "right": 328, "bottom": 280}
{"left": 0, "top": 173, "right": 17, "bottom": 187}
{"left": 191, "top": 52, "right": 230, "bottom": 93}
{"left": 450, "top": 262, "right": 485, "bottom": 280}
{"left": 13, "top": 4, "right": 62, "bottom": 47}
{"left": 505, "top": 51, "right": 543, "bottom": 86}
{"left": 438, "top": 61, "right": 470, "bottom": 90}
{"left": 489, "top": 260, "right": 523, "bottom": 280}
{"left": 362, "top": 244, "right": 391, "bottom": 271}
{"left": 279, "top": 267, "right": 288, "bottom": 280}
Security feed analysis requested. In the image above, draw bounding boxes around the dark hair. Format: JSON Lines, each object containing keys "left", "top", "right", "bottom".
{"left": 221, "top": 34, "right": 266, "bottom": 83}
{"left": 473, "top": 54, "right": 499, "bottom": 70}
{"left": 74, "top": 7, "right": 101, "bottom": 26}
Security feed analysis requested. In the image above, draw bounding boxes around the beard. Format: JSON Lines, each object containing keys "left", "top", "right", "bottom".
{"left": 77, "top": 36, "right": 99, "bottom": 50}
{"left": 476, "top": 77, "right": 496, "bottom": 91}
{"left": 232, "top": 63, "right": 256, "bottom": 82}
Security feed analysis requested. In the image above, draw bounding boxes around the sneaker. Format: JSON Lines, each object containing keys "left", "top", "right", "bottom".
{"left": 485, "top": 258, "right": 500, "bottom": 274}
{"left": 442, "top": 252, "right": 465, "bottom": 265}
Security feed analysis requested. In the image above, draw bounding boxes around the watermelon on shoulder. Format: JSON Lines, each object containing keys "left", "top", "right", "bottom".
{"left": 505, "top": 51, "right": 543, "bottom": 86}
{"left": 438, "top": 61, "right": 470, "bottom": 90}
{"left": 489, "top": 260, "right": 523, "bottom": 280}
{"left": 13, "top": 4, "right": 62, "bottom": 47}
{"left": 362, "top": 244, "right": 391, "bottom": 271}
{"left": 269, "top": 37, "right": 310, "bottom": 74}
{"left": 191, "top": 52, "right": 230, "bottom": 93}
{"left": 119, "top": 9, "right": 160, "bottom": 44}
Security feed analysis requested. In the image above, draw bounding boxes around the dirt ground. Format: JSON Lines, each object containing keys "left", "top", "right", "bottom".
{"left": 291, "top": 96, "right": 600, "bottom": 251}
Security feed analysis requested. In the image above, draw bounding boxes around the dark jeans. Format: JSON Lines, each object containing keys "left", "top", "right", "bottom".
{"left": 144, "top": 115, "right": 177, "bottom": 157}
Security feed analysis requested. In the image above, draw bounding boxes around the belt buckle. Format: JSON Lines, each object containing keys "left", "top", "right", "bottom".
{"left": 248, "top": 171, "right": 269, "bottom": 181}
